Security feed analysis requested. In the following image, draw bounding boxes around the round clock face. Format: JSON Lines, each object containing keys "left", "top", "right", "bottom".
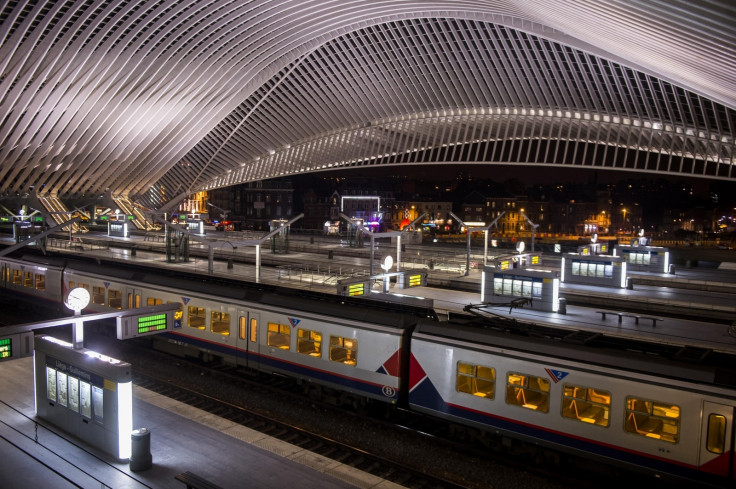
{"left": 66, "top": 287, "right": 90, "bottom": 311}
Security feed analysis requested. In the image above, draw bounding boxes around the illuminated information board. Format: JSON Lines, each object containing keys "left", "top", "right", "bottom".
{"left": 117, "top": 311, "right": 174, "bottom": 339}
{"left": 137, "top": 313, "right": 167, "bottom": 334}
{"left": 348, "top": 283, "right": 365, "bottom": 296}
{"left": 0, "top": 332, "right": 33, "bottom": 362}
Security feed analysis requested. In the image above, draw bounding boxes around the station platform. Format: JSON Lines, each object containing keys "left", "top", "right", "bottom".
{"left": 0, "top": 356, "right": 399, "bottom": 489}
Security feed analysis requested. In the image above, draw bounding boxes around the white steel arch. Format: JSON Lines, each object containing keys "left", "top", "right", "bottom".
{"left": 0, "top": 0, "right": 733, "bottom": 208}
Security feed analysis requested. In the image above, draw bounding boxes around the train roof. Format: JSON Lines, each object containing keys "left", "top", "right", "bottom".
{"left": 21, "top": 251, "right": 430, "bottom": 331}
{"left": 414, "top": 317, "right": 736, "bottom": 390}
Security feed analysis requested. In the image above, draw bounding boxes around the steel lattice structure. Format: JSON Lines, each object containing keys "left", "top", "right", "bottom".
{"left": 0, "top": 1, "right": 734, "bottom": 209}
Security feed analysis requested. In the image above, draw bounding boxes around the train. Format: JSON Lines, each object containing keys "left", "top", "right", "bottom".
{"left": 1, "top": 251, "right": 735, "bottom": 487}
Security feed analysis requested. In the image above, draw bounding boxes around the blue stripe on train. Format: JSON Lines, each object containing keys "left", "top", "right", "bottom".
{"left": 408, "top": 375, "right": 708, "bottom": 482}
{"left": 160, "top": 332, "right": 397, "bottom": 400}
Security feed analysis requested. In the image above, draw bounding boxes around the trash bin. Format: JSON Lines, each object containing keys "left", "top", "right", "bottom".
{"left": 130, "top": 428, "right": 152, "bottom": 471}
{"left": 626, "top": 277, "right": 634, "bottom": 290}
{"left": 668, "top": 264, "right": 675, "bottom": 274}
{"left": 557, "top": 298, "right": 567, "bottom": 315}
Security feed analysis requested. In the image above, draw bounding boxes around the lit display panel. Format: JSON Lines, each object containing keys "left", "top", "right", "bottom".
{"left": 0, "top": 338, "right": 10, "bottom": 359}
{"left": 138, "top": 313, "right": 167, "bottom": 334}
{"left": 348, "top": 283, "right": 365, "bottom": 296}
{"left": 408, "top": 274, "right": 422, "bottom": 287}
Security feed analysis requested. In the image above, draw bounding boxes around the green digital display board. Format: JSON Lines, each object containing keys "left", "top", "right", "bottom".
{"left": 0, "top": 338, "right": 10, "bottom": 359}
{"left": 137, "top": 313, "right": 167, "bottom": 334}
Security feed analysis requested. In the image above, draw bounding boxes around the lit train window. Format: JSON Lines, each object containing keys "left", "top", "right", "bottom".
{"left": 239, "top": 317, "right": 246, "bottom": 340}
{"left": 35, "top": 273, "right": 45, "bottom": 291}
{"left": 624, "top": 397, "right": 680, "bottom": 443}
{"left": 267, "top": 322, "right": 290, "bottom": 349}
{"left": 249, "top": 318, "right": 257, "bottom": 343}
{"left": 210, "top": 311, "right": 230, "bottom": 336}
{"left": 706, "top": 414, "right": 726, "bottom": 454}
{"left": 147, "top": 297, "right": 163, "bottom": 306}
{"left": 188, "top": 306, "right": 206, "bottom": 329}
{"left": 108, "top": 289, "right": 122, "bottom": 309}
{"left": 24, "top": 271, "right": 33, "bottom": 287}
{"left": 456, "top": 362, "right": 495, "bottom": 399}
{"left": 127, "top": 292, "right": 140, "bottom": 309}
{"left": 329, "top": 336, "right": 357, "bottom": 366}
{"left": 506, "top": 372, "right": 549, "bottom": 412}
{"left": 2, "top": 266, "right": 8, "bottom": 282}
{"left": 12, "top": 269, "right": 21, "bottom": 285}
{"left": 92, "top": 286, "right": 105, "bottom": 305}
{"left": 561, "top": 384, "right": 610, "bottom": 427}
{"left": 297, "top": 329, "right": 322, "bottom": 357}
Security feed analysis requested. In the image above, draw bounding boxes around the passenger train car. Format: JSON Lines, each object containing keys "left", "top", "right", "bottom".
{"left": 1, "top": 252, "right": 734, "bottom": 486}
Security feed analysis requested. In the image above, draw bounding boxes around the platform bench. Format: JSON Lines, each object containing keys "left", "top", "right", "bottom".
{"left": 596, "top": 311, "right": 664, "bottom": 327}
{"left": 175, "top": 471, "right": 224, "bottom": 489}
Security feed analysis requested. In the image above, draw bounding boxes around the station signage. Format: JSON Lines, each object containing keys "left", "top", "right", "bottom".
{"left": 116, "top": 311, "right": 175, "bottom": 339}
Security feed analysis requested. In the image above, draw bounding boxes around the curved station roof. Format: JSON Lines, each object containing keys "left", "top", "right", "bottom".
{"left": 0, "top": 1, "right": 734, "bottom": 210}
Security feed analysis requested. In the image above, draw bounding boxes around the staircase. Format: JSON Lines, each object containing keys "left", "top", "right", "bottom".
{"left": 112, "top": 195, "right": 158, "bottom": 230}
{"left": 37, "top": 195, "right": 86, "bottom": 233}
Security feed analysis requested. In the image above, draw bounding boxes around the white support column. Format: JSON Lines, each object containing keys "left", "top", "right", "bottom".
{"left": 255, "top": 244, "right": 261, "bottom": 283}
{"left": 73, "top": 312, "right": 84, "bottom": 350}
{"left": 396, "top": 235, "right": 401, "bottom": 272}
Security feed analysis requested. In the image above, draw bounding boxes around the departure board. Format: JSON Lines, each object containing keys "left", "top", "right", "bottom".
{"left": 348, "top": 283, "right": 364, "bottom": 296}
{"left": 0, "top": 338, "right": 10, "bottom": 359}
{"left": 137, "top": 313, "right": 167, "bottom": 334}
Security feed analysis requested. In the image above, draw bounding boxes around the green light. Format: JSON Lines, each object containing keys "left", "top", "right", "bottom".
{"left": 137, "top": 313, "right": 167, "bottom": 334}
{"left": 0, "top": 338, "right": 10, "bottom": 359}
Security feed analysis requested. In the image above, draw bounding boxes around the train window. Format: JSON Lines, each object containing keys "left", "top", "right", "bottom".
{"left": 561, "top": 384, "right": 610, "bottom": 427}
{"left": 24, "top": 271, "right": 33, "bottom": 287}
{"left": 2, "top": 266, "right": 8, "bottom": 282}
{"left": 108, "top": 289, "right": 122, "bottom": 309}
{"left": 188, "top": 306, "right": 206, "bottom": 329}
{"left": 239, "top": 317, "right": 246, "bottom": 340}
{"left": 267, "top": 322, "right": 290, "bottom": 349}
{"left": 624, "top": 397, "right": 680, "bottom": 443}
{"left": 92, "top": 286, "right": 105, "bottom": 305}
{"left": 35, "top": 273, "right": 45, "bottom": 291}
{"left": 329, "top": 336, "right": 357, "bottom": 366}
{"left": 250, "top": 318, "right": 257, "bottom": 343}
{"left": 210, "top": 311, "right": 230, "bottom": 336}
{"left": 127, "top": 293, "right": 140, "bottom": 309}
{"left": 506, "top": 372, "right": 549, "bottom": 412}
{"left": 456, "top": 362, "right": 495, "bottom": 399}
{"left": 297, "top": 329, "right": 322, "bottom": 357}
{"left": 147, "top": 297, "right": 163, "bottom": 306}
{"left": 12, "top": 269, "right": 21, "bottom": 285}
{"left": 706, "top": 414, "right": 726, "bottom": 454}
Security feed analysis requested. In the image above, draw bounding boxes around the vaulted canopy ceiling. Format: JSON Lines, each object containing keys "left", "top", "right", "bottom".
{"left": 0, "top": 1, "right": 734, "bottom": 209}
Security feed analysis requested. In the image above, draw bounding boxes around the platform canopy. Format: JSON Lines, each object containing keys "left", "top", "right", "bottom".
{"left": 0, "top": 1, "right": 734, "bottom": 208}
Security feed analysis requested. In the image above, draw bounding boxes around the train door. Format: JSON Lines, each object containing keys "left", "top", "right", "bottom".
{"left": 236, "top": 310, "right": 260, "bottom": 370}
{"left": 699, "top": 401, "right": 734, "bottom": 480}
{"left": 125, "top": 287, "right": 142, "bottom": 309}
